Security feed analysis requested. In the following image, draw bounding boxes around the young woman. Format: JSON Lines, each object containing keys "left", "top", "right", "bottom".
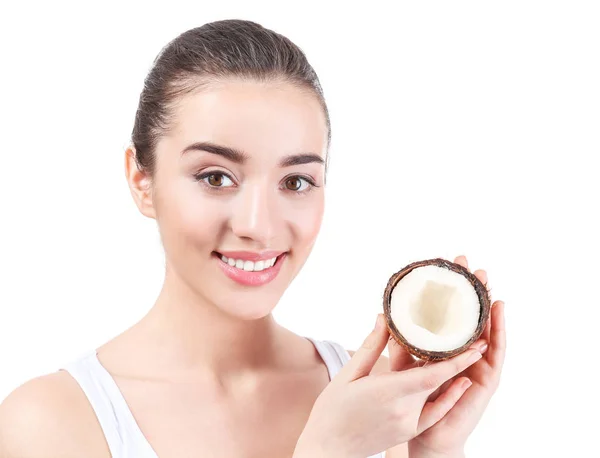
{"left": 0, "top": 19, "right": 505, "bottom": 458}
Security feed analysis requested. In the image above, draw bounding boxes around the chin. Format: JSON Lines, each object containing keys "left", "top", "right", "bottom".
{"left": 203, "top": 250, "right": 297, "bottom": 320}
{"left": 215, "top": 299, "right": 277, "bottom": 321}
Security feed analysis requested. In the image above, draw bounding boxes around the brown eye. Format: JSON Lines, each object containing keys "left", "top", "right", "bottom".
{"left": 285, "top": 177, "right": 302, "bottom": 191}
{"left": 195, "top": 171, "right": 234, "bottom": 188}
{"left": 283, "top": 176, "right": 313, "bottom": 193}
{"left": 208, "top": 174, "right": 224, "bottom": 187}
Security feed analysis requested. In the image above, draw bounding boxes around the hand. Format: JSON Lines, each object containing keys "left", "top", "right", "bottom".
{"left": 294, "top": 313, "right": 484, "bottom": 458}
{"left": 403, "top": 255, "right": 507, "bottom": 458}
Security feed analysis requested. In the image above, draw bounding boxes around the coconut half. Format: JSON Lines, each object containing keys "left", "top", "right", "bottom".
{"left": 383, "top": 258, "right": 491, "bottom": 361}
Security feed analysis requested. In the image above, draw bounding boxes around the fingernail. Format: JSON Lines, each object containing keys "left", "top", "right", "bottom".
{"left": 375, "top": 314, "right": 384, "bottom": 329}
{"left": 469, "top": 341, "right": 488, "bottom": 353}
{"left": 462, "top": 378, "right": 473, "bottom": 390}
{"left": 467, "top": 350, "right": 483, "bottom": 364}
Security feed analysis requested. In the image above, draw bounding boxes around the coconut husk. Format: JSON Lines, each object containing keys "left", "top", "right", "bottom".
{"left": 383, "top": 258, "right": 491, "bottom": 361}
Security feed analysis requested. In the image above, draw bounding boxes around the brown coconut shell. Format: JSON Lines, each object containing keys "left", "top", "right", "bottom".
{"left": 383, "top": 258, "right": 491, "bottom": 361}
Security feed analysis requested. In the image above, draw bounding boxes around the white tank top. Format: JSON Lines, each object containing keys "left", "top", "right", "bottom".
{"left": 62, "top": 337, "right": 385, "bottom": 458}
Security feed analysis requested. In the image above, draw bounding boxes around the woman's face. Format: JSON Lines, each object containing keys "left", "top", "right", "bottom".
{"left": 135, "top": 79, "right": 328, "bottom": 320}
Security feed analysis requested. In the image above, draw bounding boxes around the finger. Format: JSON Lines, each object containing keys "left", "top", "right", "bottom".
{"left": 398, "top": 348, "right": 482, "bottom": 396}
{"left": 388, "top": 336, "right": 416, "bottom": 371}
{"left": 427, "top": 376, "right": 455, "bottom": 403}
{"left": 417, "top": 377, "right": 472, "bottom": 434}
{"left": 336, "top": 314, "right": 389, "bottom": 383}
{"left": 488, "top": 301, "right": 506, "bottom": 368}
{"left": 469, "top": 338, "right": 488, "bottom": 354}
{"left": 474, "top": 269, "right": 487, "bottom": 286}
{"left": 454, "top": 255, "right": 469, "bottom": 270}
{"left": 422, "top": 339, "right": 487, "bottom": 402}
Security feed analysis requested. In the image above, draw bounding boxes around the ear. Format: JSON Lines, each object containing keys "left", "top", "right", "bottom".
{"left": 125, "top": 146, "right": 156, "bottom": 219}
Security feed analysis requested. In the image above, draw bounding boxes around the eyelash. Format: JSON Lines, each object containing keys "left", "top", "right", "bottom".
{"left": 193, "top": 171, "right": 319, "bottom": 196}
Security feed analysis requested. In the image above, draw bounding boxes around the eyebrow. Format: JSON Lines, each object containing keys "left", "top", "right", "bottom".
{"left": 180, "top": 141, "right": 324, "bottom": 167}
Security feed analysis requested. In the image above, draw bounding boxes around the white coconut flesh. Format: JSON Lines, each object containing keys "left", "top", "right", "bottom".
{"left": 389, "top": 265, "right": 481, "bottom": 352}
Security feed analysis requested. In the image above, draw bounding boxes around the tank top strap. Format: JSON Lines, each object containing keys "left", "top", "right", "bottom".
{"left": 324, "top": 340, "right": 352, "bottom": 366}
{"left": 305, "top": 337, "right": 351, "bottom": 380}
{"left": 61, "top": 351, "right": 157, "bottom": 458}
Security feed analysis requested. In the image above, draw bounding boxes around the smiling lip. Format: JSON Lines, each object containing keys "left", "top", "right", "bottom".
{"left": 214, "top": 251, "right": 287, "bottom": 286}
{"left": 215, "top": 250, "right": 286, "bottom": 262}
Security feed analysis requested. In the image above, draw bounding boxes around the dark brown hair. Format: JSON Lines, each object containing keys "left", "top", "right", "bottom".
{"left": 131, "top": 19, "right": 331, "bottom": 178}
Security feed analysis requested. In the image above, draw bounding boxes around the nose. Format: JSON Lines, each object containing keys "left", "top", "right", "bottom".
{"left": 229, "top": 181, "right": 278, "bottom": 246}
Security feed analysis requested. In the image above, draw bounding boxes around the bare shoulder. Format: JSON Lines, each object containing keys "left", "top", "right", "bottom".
{"left": 346, "top": 349, "right": 390, "bottom": 375}
{"left": 0, "top": 371, "right": 110, "bottom": 458}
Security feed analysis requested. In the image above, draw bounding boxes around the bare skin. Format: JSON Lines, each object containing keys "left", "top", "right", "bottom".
{"left": 0, "top": 344, "right": 400, "bottom": 458}
{"left": 0, "top": 79, "right": 409, "bottom": 458}
{"left": 0, "top": 77, "right": 500, "bottom": 457}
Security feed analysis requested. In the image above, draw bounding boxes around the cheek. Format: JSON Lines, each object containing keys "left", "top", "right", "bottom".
{"left": 156, "top": 182, "right": 226, "bottom": 250}
{"left": 289, "top": 196, "right": 325, "bottom": 245}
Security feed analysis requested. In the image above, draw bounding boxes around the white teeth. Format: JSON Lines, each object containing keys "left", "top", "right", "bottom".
{"left": 218, "top": 254, "right": 279, "bottom": 272}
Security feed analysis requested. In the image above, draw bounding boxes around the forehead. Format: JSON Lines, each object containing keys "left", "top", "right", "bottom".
{"left": 165, "top": 79, "right": 328, "bottom": 161}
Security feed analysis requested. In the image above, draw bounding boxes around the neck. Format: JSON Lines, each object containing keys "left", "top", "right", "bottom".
{"left": 127, "top": 266, "right": 289, "bottom": 380}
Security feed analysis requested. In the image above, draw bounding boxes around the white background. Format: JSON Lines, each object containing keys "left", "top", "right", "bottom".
{"left": 1, "top": 1, "right": 598, "bottom": 456}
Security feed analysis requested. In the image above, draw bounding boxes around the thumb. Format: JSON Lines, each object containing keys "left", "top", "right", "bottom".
{"left": 336, "top": 314, "right": 389, "bottom": 383}
{"left": 388, "top": 334, "right": 416, "bottom": 371}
